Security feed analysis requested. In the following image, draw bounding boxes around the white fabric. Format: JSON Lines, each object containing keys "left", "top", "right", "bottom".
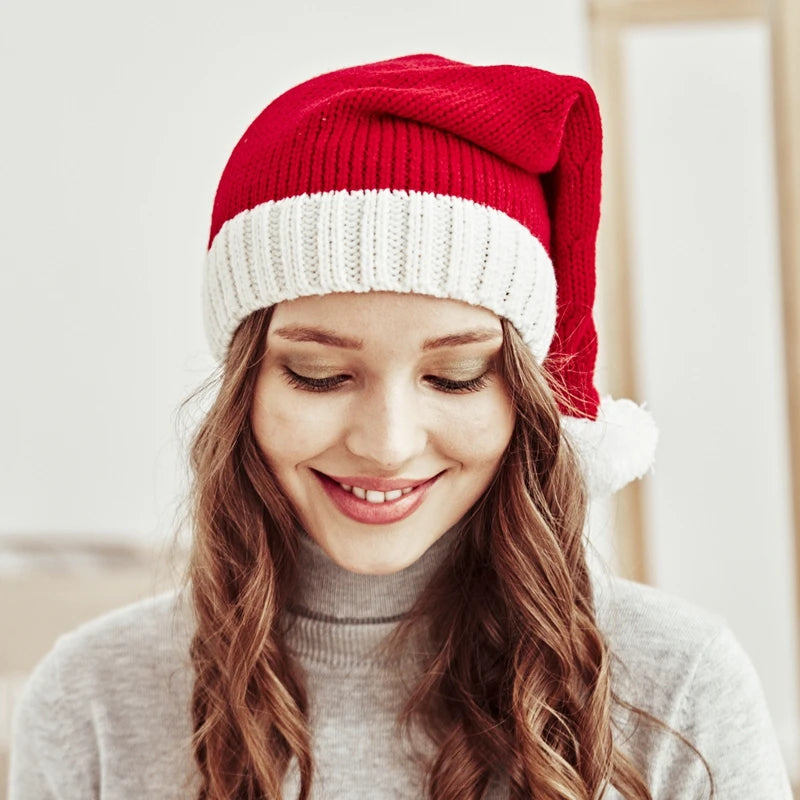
{"left": 563, "top": 396, "right": 659, "bottom": 497}
{"left": 204, "top": 189, "right": 557, "bottom": 363}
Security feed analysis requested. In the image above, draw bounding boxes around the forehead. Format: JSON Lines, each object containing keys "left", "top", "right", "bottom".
{"left": 268, "top": 292, "right": 504, "bottom": 348}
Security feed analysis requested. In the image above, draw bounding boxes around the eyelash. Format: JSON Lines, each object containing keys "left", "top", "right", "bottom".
{"left": 280, "top": 367, "right": 491, "bottom": 394}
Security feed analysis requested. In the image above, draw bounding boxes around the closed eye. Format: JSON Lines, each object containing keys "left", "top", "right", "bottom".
{"left": 280, "top": 368, "right": 491, "bottom": 394}
{"left": 426, "top": 374, "right": 491, "bottom": 393}
{"left": 281, "top": 369, "right": 348, "bottom": 392}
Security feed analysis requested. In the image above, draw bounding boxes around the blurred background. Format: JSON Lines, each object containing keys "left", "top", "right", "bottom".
{"left": 1, "top": 0, "right": 798, "bottom": 794}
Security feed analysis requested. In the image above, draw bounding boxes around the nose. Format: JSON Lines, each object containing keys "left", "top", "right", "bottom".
{"left": 344, "top": 379, "right": 428, "bottom": 471}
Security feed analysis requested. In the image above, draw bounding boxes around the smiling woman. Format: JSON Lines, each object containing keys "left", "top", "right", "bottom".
{"left": 8, "top": 53, "right": 793, "bottom": 800}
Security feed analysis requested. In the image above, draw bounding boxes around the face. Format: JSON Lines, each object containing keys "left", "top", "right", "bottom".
{"left": 250, "top": 291, "right": 515, "bottom": 574}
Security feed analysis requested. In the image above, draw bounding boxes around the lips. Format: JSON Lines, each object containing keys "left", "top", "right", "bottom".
{"left": 312, "top": 469, "right": 442, "bottom": 525}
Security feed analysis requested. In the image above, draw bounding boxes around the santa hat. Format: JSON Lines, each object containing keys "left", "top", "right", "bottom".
{"left": 203, "top": 53, "right": 657, "bottom": 496}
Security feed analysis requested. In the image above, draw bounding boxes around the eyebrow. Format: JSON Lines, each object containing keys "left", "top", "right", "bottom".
{"left": 272, "top": 325, "right": 502, "bottom": 350}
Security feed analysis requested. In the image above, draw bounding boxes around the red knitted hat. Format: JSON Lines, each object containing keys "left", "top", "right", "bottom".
{"left": 204, "top": 53, "right": 657, "bottom": 495}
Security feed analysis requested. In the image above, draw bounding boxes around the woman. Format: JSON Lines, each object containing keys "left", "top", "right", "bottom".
{"left": 9, "top": 53, "right": 792, "bottom": 799}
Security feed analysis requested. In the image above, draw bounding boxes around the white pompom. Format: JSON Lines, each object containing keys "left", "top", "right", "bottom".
{"left": 561, "top": 396, "right": 659, "bottom": 497}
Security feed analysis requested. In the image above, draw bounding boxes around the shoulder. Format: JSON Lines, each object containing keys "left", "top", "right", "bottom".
{"left": 23, "top": 585, "right": 185, "bottom": 670}
{"left": 15, "top": 587, "right": 195, "bottom": 726}
{"left": 593, "top": 574, "right": 728, "bottom": 687}
{"left": 593, "top": 573, "right": 754, "bottom": 722}
{"left": 593, "top": 574, "right": 792, "bottom": 797}
{"left": 26, "top": 589, "right": 193, "bottom": 699}
{"left": 9, "top": 589, "right": 197, "bottom": 798}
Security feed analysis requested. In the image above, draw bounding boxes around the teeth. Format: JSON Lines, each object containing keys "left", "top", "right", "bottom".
{"left": 337, "top": 482, "right": 416, "bottom": 502}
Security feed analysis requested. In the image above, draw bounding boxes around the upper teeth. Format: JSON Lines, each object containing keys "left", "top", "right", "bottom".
{"left": 339, "top": 483, "right": 414, "bottom": 503}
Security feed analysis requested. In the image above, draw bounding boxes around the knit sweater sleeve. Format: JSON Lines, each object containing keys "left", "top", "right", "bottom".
{"left": 654, "top": 623, "right": 793, "bottom": 799}
{"left": 8, "top": 636, "right": 100, "bottom": 799}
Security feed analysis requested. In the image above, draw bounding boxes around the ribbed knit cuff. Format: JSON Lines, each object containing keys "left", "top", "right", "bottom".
{"left": 204, "top": 189, "right": 557, "bottom": 363}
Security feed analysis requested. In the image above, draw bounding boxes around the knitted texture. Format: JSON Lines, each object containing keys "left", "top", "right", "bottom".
{"left": 203, "top": 53, "right": 657, "bottom": 495}
{"left": 207, "top": 191, "right": 557, "bottom": 361}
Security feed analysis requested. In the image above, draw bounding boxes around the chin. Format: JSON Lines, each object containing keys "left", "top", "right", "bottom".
{"left": 343, "top": 559, "right": 406, "bottom": 576}
{"left": 320, "top": 531, "right": 426, "bottom": 575}
{"left": 331, "top": 549, "right": 419, "bottom": 576}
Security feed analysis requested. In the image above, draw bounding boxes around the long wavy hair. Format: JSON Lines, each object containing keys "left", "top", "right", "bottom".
{"left": 184, "top": 304, "right": 712, "bottom": 799}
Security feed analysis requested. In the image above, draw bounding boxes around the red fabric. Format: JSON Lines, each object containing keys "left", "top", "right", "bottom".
{"left": 208, "top": 53, "right": 602, "bottom": 420}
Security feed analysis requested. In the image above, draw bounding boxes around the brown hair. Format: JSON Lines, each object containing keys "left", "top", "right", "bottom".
{"left": 184, "top": 305, "right": 712, "bottom": 799}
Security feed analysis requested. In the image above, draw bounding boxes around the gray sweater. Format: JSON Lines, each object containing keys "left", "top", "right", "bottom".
{"left": 8, "top": 531, "right": 793, "bottom": 799}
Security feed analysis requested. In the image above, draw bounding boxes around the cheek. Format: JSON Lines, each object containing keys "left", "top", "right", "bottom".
{"left": 251, "top": 380, "right": 341, "bottom": 465}
{"left": 435, "top": 388, "right": 515, "bottom": 464}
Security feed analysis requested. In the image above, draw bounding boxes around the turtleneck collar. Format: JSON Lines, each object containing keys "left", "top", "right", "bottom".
{"left": 290, "top": 524, "right": 461, "bottom": 624}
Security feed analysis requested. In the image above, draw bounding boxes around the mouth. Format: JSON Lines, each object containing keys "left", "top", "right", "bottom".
{"left": 311, "top": 469, "right": 443, "bottom": 525}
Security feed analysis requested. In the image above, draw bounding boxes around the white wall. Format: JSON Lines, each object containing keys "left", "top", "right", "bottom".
{"left": 0, "top": 0, "right": 588, "bottom": 546}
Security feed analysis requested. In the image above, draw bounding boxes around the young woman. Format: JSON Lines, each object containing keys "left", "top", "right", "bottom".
{"left": 9, "top": 53, "right": 793, "bottom": 799}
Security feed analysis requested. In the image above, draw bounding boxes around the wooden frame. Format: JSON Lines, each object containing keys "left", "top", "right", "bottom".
{"left": 770, "top": 2, "right": 800, "bottom": 702}
{"left": 587, "top": 0, "right": 800, "bottom": 604}
{"left": 589, "top": 0, "right": 764, "bottom": 26}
